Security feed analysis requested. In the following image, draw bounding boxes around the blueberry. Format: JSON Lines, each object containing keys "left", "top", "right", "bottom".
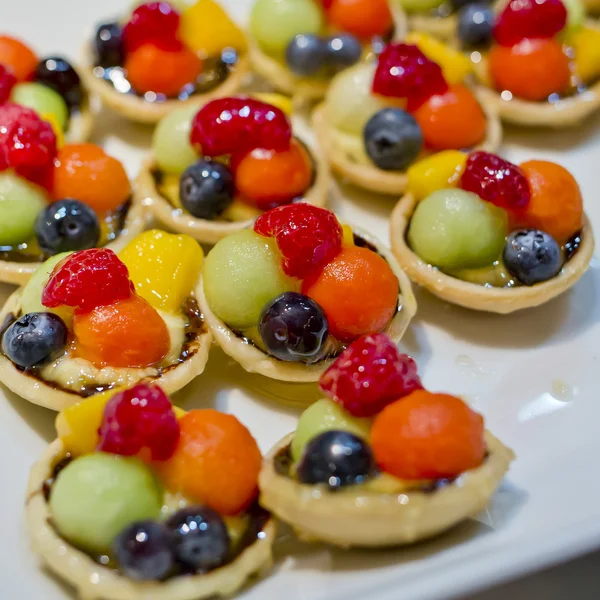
{"left": 166, "top": 506, "right": 230, "bottom": 572}
{"left": 2, "top": 313, "right": 67, "bottom": 369}
{"left": 35, "top": 199, "right": 100, "bottom": 256}
{"left": 457, "top": 3, "right": 495, "bottom": 47}
{"left": 179, "top": 160, "right": 235, "bottom": 220}
{"left": 114, "top": 521, "right": 174, "bottom": 581}
{"left": 285, "top": 34, "right": 328, "bottom": 76}
{"left": 296, "top": 430, "right": 376, "bottom": 489}
{"left": 34, "top": 57, "right": 83, "bottom": 109}
{"left": 503, "top": 229, "right": 563, "bottom": 286}
{"left": 326, "top": 34, "right": 362, "bottom": 72}
{"left": 94, "top": 22, "right": 125, "bottom": 68}
{"left": 259, "top": 292, "right": 328, "bottom": 363}
{"left": 363, "top": 108, "right": 423, "bottom": 171}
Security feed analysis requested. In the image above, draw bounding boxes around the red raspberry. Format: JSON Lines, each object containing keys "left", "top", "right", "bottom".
{"left": 97, "top": 384, "right": 180, "bottom": 461}
{"left": 320, "top": 333, "right": 423, "bottom": 418}
{"left": 372, "top": 43, "right": 448, "bottom": 111}
{"left": 42, "top": 248, "right": 134, "bottom": 313}
{"left": 461, "top": 151, "right": 531, "bottom": 211}
{"left": 494, "top": 0, "right": 567, "bottom": 47}
{"left": 0, "top": 65, "right": 16, "bottom": 104}
{"left": 123, "top": 2, "right": 182, "bottom": 53}
{"left": 0, "top": 102, "right": 56, "bottom": 189}
{"left": 254, "top": 204, "right": 343, "bottom": 279}
{"left": 190, "top": 97, "right": 292, "bottom": 158}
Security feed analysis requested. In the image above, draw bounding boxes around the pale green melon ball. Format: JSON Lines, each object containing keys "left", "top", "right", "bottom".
{"left": 152, "top": 105, "right": 199, "bottom": 175}
{"left": 11, "top": 82, "right": 68, "bottom": 130}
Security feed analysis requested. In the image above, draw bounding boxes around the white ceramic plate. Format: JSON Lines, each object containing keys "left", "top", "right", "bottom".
{"left": 2, "top": 1, "right": 600, "bottom": 599}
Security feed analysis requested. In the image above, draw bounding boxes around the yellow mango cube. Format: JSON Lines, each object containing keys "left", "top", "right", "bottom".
{"left": 341, "top": 224, "right": 355, "bottom": 247}
{"left": 407, "top": 150, "right": 467, "bottom": 201}
{"left": 253, "top": 93, "right": 293, "bottom": 116}
{"left": 567, "top": 26, "right": 600, "bottom": 83}
{"left": 120, "top": 230, "right": 204, "bottom": 313}
{"left": 41, "top": 112, "right": 64, "bottom": 148}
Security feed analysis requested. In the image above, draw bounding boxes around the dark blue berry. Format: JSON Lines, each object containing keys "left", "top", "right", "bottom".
{"left": 503, "top": 229, "right": 563, "bottom": 286}
{"left": 285, "top": 34, "right": 328, "bottom": 76}
{"left": 35, "top": 199, "right": 100, "bottom": 256}
{"left": 94, "top": 22, "right": 125, "bottom": 68}
{"left": 34, "top": 57, "right": 83, "bottom": 110}
{"left": 259, "top": 292, "right": 328, "bottom": 363}
{"left": 296, "top": 430, "right": 376, "bottom": 489}
{"left": 458, "top": 4, "right": 495, "bottom": 47}
{"left": 326, "top": 34, "right": 362, "bottom": 72}
{"left": 166, "top": 506, "right": 230, "bottom": 572}
{"left": 2, "top": 313, "right": 67, "bottom": 369}
{"left": 451, "top": 0, "right": 492, "bottom": 9}
{"left": 363, "top": 108, "right": 423, "bottom": 171}
{"left": 114, "top": 521, "right": 174, "bottom": 581}
{"left": 179, "top": 160, "right": 235, "bottom": 220}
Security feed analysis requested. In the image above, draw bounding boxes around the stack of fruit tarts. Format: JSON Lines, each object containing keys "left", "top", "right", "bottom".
{"left": 0, "top": 34, "right": 93, "bottom": 142}
{"left": 138, "top": 96, "right": 330, "bottom": 244}
{"left": 312, "top": 40, "right": 501, "bottom": 195}
{"left": 249, "top": 0, "right": 406, "bottom": 100}
{"left": 0, "top": 104, "right": 145, "bottom": 285}
{"left": 0, "top": 231, "right": 211, "bottom": 410}
{"left": 197, "top": 204, "right": 416, "bottom": 382}
{"left": 81, "top": 0, "right": 249, "bottom": 124}
{"left": 464, "top": 0, "right": 600, "bottom": 126}
{"left": 260, "top": 333, "right": 514, "bottom": 547}
{"left": 26, "top": 383, "right": 276, "bottom": 600}
{"left": 390, "top": 151, "right": 594, "bottom": 313}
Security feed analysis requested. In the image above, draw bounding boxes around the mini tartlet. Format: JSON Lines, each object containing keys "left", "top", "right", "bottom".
{"left": 312, "top": 39, "right": 502, "bottom": 195}
{"left": 248, "top": 0, "right": 407, "bottom": 101}
{"left": 390, "top": 151, "right": 594, "bottom": 313}
{"left": 27, "top": 385, "right": 275, "bottom": 600}
{"left": 137, "top": 96, "right": 330, "bottom": 245}
{"left": 0, "top": 231, "right": 212, "bottom": 410}
{"left": 260, "top": 333, "right": 514, "bottom": 547}
{"left": 197, "top": 205, "right": 416, "bottom": 383}
{"left": 80, "top": 0, "right": 249, "bottom": 124}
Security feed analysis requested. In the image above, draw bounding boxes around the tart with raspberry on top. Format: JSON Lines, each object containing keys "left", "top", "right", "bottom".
{"left": 390, "top": 151, "right": 594, "bottom": 312}
{"left": 137, "top": 96, "right": 330, "bottom": 244}
{"left": 248, "top": 0, "right": 407, "bottom": 100}
{"left": 461, "top": 0, "right": 600, "bottom": 126}
{"left": 0, "top": 34, "right": 93, "bottom": 142}
{"left": 260, "top": 333, "right": 514, "bottom": 547}
{"left": 0, "top": 232, "right": 211, "bottom": 410}
{"left": 197, "top": 204, "right": 416, "bottom": 382}
{"left": 0, "top": 104, "right": 145, "bottom": 285}
{"left": 81, "top": 0, "right": 249, "bottom": 123}
{"left": 26, "top": 383, "right": 275, "bottom": 600}
{"left": 312, "top": 40, "right": 501, "bottom": 195}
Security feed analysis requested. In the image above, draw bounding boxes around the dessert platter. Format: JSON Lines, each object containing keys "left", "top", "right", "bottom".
{"left": 2, "top": 1, "right": 600, "bottom": 600}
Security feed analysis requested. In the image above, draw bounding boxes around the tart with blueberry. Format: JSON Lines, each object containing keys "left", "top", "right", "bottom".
{"left": 0, "top": 232, "right": 211, "bottom": 410}
{"left": 390, "top": 151, "right": 594, "bottom": 313}
{"left": 260, "top": 333, "right": 514, "bottom": 547}
{"left": 0, "top": 34, "right": 93, "bottom": 142}
{"left": 248, "top": 0, "right": 407, "bottom": 100}
{"left": 197, "top": 204, "right": 416, "bottom": 382}
{"left": 464, "top": 0, "right": 600, "bottom": 127}
{"left": 137, "top": 96, "right": 330, "bottom": 244}
{"left": 27, "top": 383, "right": 275, "bottom": 600}
{"left": 81, "top": 0, "right": 249, "bottom": 124}
{"left": 0, "top": 104, "right": 145, "bottom": 285}
{"left": 312, "top": 40, "right": 501, "bottom": 195}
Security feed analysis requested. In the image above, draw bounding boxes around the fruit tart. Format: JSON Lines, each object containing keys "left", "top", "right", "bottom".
{"left": 27, "top": 383, "right": 276, "bottom": 600}
{"left": 0, "top": 105, "right": 145, "bottom": 285}
{"left": 0, "top": 231, "right": 212, "bottom": 410}
{"left": 390, "top": 151, "right": 594, "bottom": 313}
{"left": 197, "top": 204, "right": 416, "bottom": 382}
{"left": 260, "top": 333, "right": 514, "bottom": 547}
{"left": 312, "top": 40, "right": 501, "bottom": 195}
{"left": 248, "top": 0, "right": 407, "bottom": 100}
{"left": 463, "top": 0, "right": 600, "bottom": 126}
{"left": 0, "top": 34, "right": 93, "bottom": 142}
{"left": 81, "top": 0, "right": 249, "bottom": 124}
{"left": 137, "top": 96, "right": 330, "bottom": 244}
